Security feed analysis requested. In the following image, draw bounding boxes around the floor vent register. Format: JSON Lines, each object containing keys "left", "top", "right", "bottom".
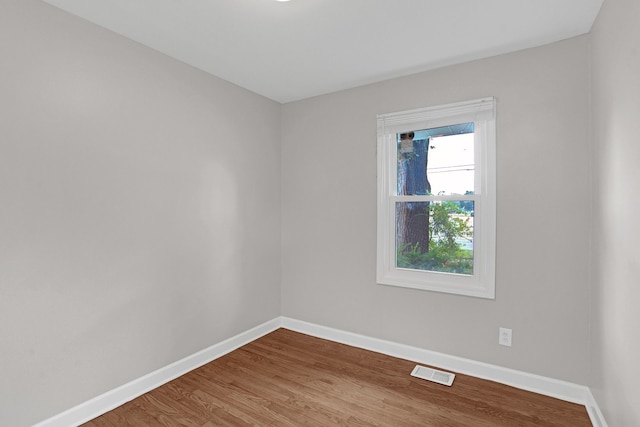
{"left": 410, "top": 365, "right": 455, "bottom": 386}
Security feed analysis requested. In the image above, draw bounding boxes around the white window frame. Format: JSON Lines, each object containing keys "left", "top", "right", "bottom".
{"left": 376, "top": 97, "right": 496, "bottom": 299}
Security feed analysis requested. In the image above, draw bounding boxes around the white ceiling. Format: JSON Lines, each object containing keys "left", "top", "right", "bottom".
{"left": 42, "top": 0, "right": 604, "bottom": 103}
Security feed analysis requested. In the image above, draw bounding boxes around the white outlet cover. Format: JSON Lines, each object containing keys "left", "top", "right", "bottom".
{"left": 499, "top": 327, "right": 512, "bottom": 346}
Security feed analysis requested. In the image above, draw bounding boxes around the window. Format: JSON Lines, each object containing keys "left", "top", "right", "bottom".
{"left": 377, "top": 97, "right": 496, "bottom": 298}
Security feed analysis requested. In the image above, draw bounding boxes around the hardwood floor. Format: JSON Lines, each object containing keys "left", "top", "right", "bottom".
{"left": 82, "top": 328, "right": 592, "bottom": 426}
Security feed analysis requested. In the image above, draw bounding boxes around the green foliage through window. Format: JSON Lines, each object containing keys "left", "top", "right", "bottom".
{"left": 397, "top": 201, "right": 473, "bottom": 274}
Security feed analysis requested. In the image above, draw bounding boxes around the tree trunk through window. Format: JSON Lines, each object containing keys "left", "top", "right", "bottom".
{"left": 397, "top": 133, "right": 431, "bottom": 254}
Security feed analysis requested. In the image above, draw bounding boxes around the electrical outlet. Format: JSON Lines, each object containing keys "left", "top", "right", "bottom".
{"left": 499, "top": 327, "right": 512, "bottom": 347}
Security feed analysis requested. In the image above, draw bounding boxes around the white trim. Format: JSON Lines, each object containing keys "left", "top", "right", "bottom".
{"left": 34, "top": 316, "right": 607, "bottom": 427}
{"left": 584, "top": 388, "right": 609, "bottom": 427}
{"left": 280, "top": 317, "right": 606, "bottom": 426}
{"left": 32, "top": 318, "right": 281, "bottom": 427}
{"left": 378, "top": 97, "right": 495, "bottom": 133}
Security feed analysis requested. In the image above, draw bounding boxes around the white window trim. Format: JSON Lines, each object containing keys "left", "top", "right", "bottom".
{"left": 376, "top": 97, "right": 496, "bottom": 299}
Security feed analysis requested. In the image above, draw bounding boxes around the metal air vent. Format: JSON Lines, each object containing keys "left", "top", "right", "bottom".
{"left": 410, "top": 365, "right": 455, "bottom": 386}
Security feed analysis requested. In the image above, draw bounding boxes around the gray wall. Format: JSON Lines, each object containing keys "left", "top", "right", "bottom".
{"left": 0, "top": 1, "right": 281, "bottom": 426}
{"left": 281, "top": 36, "right": 591, "bottom": 384}
{"left": 590, "top": 0, "right": 640, "bottom": 425}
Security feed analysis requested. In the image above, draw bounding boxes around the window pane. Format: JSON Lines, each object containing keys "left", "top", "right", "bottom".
{"left": 397, "top": 123, "right": 474, "bottom": 196}
{"left": 395, "top": 201, "right": 474, "bottom": 275}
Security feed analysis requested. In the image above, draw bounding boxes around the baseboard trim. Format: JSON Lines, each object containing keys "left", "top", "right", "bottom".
{"left": 584, "top": 388, "right": 609, "bottom": 427}
{"left": 33, "top": 318, "right": 281, "bottom": 427}
{"left": 34, "top": 316, "right": 607, "bottom": 427}
{"left": 279, "top": 317, "right": 607, "bottom": 426}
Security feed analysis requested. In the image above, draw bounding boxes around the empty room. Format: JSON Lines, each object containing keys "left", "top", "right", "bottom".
{"left": 1, "top": 0, "right": 638, "bottom": 426}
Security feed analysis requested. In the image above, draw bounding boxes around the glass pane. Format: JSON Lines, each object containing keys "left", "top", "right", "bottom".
{"left": 396, "top": 201, "right": 474, "bottom": 275}
{"left": 397, "top": 123, "right": 474, "bottom": 196}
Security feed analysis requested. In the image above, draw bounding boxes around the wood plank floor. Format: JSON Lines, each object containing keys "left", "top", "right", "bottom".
{"left": 82, "top": 328, "right": 592, "bottom": 426}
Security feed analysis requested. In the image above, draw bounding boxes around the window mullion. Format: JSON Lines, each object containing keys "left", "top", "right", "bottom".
{"left": 391, "top": 195, "right": 477, "bottom": 202}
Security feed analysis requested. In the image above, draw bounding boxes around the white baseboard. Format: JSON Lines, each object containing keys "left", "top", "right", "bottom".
{"left": 32, "top": 318, "right": 281, "bottom": 427}
{"left": 34, "top": 316, "right": 607, "bottom": 427}
{"left": 584, "top": 388, "right": 609, "bottom": 427}
{"left": 279, "top": 317, "right": 608, "bottom": 427}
